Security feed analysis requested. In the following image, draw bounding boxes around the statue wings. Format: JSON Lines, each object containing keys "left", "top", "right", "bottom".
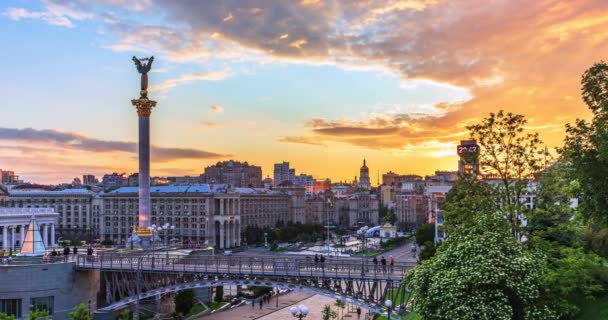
{"left": 132, "top": 56, "right": 154, "bottom": 74}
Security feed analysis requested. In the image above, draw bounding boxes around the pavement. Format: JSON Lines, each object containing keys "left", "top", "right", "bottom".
{"left": 378, "top": 238, "right": 418, "bottom": 263}
{"left": 198, "top": 291, "right": 372, "bottom": 320}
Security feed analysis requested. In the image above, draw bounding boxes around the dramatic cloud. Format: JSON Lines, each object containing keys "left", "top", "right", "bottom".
{"left": 0, "top": 127, "right": 227, "bottom": 162}
{"left": 210, "top": 105, "right": 224, "bottom": 113}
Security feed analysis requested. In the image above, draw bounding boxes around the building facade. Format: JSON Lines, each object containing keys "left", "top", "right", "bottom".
{"left": 102, "top": 173, "right": 127, "bottom": 188}
{"left": 7, "top": 189, "right": 96, "bottom": 241}
{"left": 0, "top": 208, "right": 58, "bottom": 250}
{"left": 202, "top": 161, "right": 263, "bottom": 187}
{"left": 82, "top": 174, "right": 97, "bottom": 185}
{"left": 273, "top": 161, "right": 295, "bottom": 187}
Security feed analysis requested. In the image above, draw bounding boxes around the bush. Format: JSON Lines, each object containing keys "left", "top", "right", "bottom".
{"left": 175, "top": 289, "right": 195, "bottom": 316}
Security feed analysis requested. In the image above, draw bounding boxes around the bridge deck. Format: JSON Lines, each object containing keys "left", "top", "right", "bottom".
{"left": 77, "top": 254, "right": 413, "bottom": 281}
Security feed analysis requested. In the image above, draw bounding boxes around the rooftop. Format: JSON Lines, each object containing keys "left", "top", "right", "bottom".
{"left": 9, "top": 189, "right": 95, "bottom": 196}
{"left": 106, "top": 185, "right": 287, "bottom": 196}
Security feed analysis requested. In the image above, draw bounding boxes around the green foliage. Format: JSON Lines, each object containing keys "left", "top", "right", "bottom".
{"left": 69, "top": 304, "right": 92, "bottom": 320}
{"left": 562, "top": 61, "right": 608, "bottom": 227}
{"left": 28, "top": 310, "right": 49, "bottom": 320}
{"left": 117, "top": 309, "right": 131, "bottom": 320}
{"left": 415, "top": 223, "right": 434, "bottom": 246}
{"left": 244, "top": 223, "right": 326, "bottom": 244}
{"left": 408, "top": 212, "right": 556, "bottom": 320}
{"left": 443, "top": 176, "right": 497, "bottom": 233}
{"left": 214, "top": 286, "right": 224, "bottom": 303}
{"left": 527, "top": 164, "right": 608, "bottom": 319}
{"left": 175, "top": 289, "right": 196, "bottom": 315}
{"left": 467, "top": 110, "right": 548, "bottom": 238}
{"left": 321, "top": 305, "right": 337, "bottom": 320}
{"left": 0, "top": 313, "right": 15, "bottom": 320}
{"left": 379, "top": 235, "right": 411, "bottom": 250}
{"left": 250, "top": 286, "right": 272, "bottom": 298}
{"left": 380, "top": 206, "right": 397, "bottom": 225}
{"left": 333, "top": 300, "right": 346, "bottom": 320}
{"left": 418, "top": 241, "right": 436, "bottom": 262}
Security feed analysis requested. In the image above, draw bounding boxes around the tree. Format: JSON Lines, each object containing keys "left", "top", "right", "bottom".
{"left": 418, "top": 240, "right": 436, "bottom": 262}
{"left": 562, "top": 61, "right": 608, "bottom": 227}
{"left": 28, "top": 310, "right": 49, "bottom": 320}
{"left": 175, "top": 289, "right": 195, "bottom": 316}
{"left": 214, "top": 286, "right": 224, "bottom": 303}
{"left": 334, "top": 300, "right": 346, "bottom": 320}
{"left": 69, "top": 304, "right": 92, "bottom": 320}
{"left": 526, "top": 163, "right": 608, "bottom": 318}
{"left": 118, "top": 309, "right": 131, "bottom": 320}
{"left": 321, "top": 305, "right": 337, "bottom": 320}
{"left": 467, "top": 110, "right": 548, "bottom": 238}
{"left": 442, "top": 175, "right": 497, "bottom": 233}
{"left": 415, "top": 223, "right": 434, "bottom": 246}
{"left": 407, "top": 211, "right": 557, "bottom": 320}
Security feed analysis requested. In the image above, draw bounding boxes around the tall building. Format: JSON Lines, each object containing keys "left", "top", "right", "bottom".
{"left": 457, "top": 139, "right": 480, "bottom": 176}
{"left": 82, "top": 174, "right": 97, "bottom": 185}
{"left": 382, "top": 171, "right": 399, "bottom": 186}
{"left": 358, "top": 159, "right": 371, "bottom": 190}
{"left": 273, "top": 161, "right": 295, "bottom": 187}
{"left": 1, "top": 170, "right": 19, "bottom": 184}
{"left": 202, "top": 160, "right": 263, "bottom": 187}
{"left": 0, "top": 186, "right": 8, "bottom": 206}
{"left": 102, "top": 172, "right": 127, "bottom": 188}
{"left": 294, "top": 174, "right": 315, "bottom": 197}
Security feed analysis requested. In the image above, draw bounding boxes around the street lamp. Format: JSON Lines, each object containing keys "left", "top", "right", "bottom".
{"left": 357, "top": 226, "right": 369, "bottom": 275}
{"left": 326, "top": 197, "right": 332, "bottom": 256}
{"left": 385, "top": 300, "right": 393, "bottom": 320}
{"left": 290, "top": 304, "right": 309, "bottom": 319}
{"left": 162, "top": 223, "right": 175, "bottom": 263}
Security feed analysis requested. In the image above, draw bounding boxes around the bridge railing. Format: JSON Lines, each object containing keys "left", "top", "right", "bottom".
{"left": 76, "top": 254, "right": 414, "bottom": 279}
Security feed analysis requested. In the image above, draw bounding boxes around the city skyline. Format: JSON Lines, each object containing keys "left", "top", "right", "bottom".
{"left": 1, "top": 1, "right": 607, "bottom": 184}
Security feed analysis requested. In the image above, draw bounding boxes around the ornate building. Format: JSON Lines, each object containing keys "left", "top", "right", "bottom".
{"left": 358, "top": 159, "right": 371, "bottom": 190}
{"left": 7, "top": 189, "right": 96, "bottom": 241}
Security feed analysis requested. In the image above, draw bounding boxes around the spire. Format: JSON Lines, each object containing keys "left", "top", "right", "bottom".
{"left": 363, "top": 158, "right": 366, "bottom": 166}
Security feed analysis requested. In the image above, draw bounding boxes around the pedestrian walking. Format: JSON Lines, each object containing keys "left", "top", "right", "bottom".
{"left": 73, "top": 246, "right": 78, "bottom": 255}
{"left": 314, "top": 254, "right": 319, "bottom": 270}
{"left": 357, "top": 307, "right": 362, "bottom": 320}
{"left": 320, "top": 255, "right": 325, "bottom": 270}
{"left": 381, "top": 256, "right": 387, "bottom": 273}
{"left": 389, "top": 255, "right": 395, "bottom": 272}
{"left": 252, "top": 300, "right": 255, "bottom": 309}
{"left": 63, "top": 247, "right": 70, "bottom": 256}
{"left": 259, "top": 299, "right": 263, "bottom": 309}
{"left": 372, "top": 256, "right": 378, "bottom": 272}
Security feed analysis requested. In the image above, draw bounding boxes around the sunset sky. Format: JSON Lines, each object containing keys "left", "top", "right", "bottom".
{"left": 1, "top": 0, "right": 606, "bottom": 184}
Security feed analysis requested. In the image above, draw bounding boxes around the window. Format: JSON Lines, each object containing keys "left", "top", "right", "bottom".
{"left": 30, "top": 296, "right": 54, "bottom": 315}
{"left": 0, "top": 299, "right": 22, "bottom": 318}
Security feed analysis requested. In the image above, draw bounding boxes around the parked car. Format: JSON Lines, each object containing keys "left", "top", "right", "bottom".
{"left": 224, "top": 250, "right": 233, "bottom": 255}
{"left": 411, "top": 244, "right": 417, "bottom": 252}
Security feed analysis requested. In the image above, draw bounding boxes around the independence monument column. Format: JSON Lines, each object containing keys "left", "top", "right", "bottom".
{"left": 131, "top": 56, "right": 156, "bottom": 249}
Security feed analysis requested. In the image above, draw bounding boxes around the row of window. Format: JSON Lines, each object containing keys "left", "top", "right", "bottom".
{"left": 0, "top": 296, "right": 54, "bottom": 318}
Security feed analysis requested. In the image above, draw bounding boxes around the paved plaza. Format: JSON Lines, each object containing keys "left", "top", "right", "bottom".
{"left": 197, "top": 291, "right": 371, "bottom": 320}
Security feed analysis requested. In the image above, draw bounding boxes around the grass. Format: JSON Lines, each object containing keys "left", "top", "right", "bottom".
{"left": 575, "top": 296, "right": 608, "bottom": 320}
{"left": 185, "top": 303, "right": 206, "bottom": 317}
{"left": 208, "top": 302, "right": 228, "bottom": 311}
{"left": 375, "top": 311, "right": 419, "bottom": 320}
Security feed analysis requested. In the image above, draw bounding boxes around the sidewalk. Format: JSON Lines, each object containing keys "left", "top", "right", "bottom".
{"left": 195, "top": 291, "right": 314, "bottom": 320}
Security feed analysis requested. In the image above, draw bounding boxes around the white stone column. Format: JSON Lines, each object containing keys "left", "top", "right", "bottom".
{"left": 20, "top": 225, "right": 25, "bottom": 247}
{"left": 10, "top": 226, "right": 16, "bottom": 249}
{"left": 220, "top": 199, "right": 224, "bottom": 216}
{"left": 236, "top": 222, "right": 241, "bottom": 246}
{"left": 50, "top": 223, "right": 55, "bottom": 248}
{"left": 1, "top": 226, "right": 6, "bottom": 251}
{"left": 43, "top": 224, "right": 49, "bottom": 248}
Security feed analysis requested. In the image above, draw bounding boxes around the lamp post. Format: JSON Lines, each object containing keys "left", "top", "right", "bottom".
{"left": 357, "top": 226, "right": 369, "bottom": 275}
{"left": 290, "top": 304, "right": 309, "bottom": 319}
{"left": 162, "top": 223, "right": 175, "bottom": 263}
{"left": 385, "top": 300, "right": 393, "bottom": 320}
{"left": 326, "top": 197, "right": 332, "bottom": 256}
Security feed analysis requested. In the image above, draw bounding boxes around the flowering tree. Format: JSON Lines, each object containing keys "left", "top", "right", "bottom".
{"left": 407, "top": 212, "right": 557, "bottom": 320}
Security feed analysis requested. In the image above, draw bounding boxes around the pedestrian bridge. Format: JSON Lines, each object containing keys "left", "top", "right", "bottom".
{"left": 76, "top": 253, "right": 415, "bottom": 316}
